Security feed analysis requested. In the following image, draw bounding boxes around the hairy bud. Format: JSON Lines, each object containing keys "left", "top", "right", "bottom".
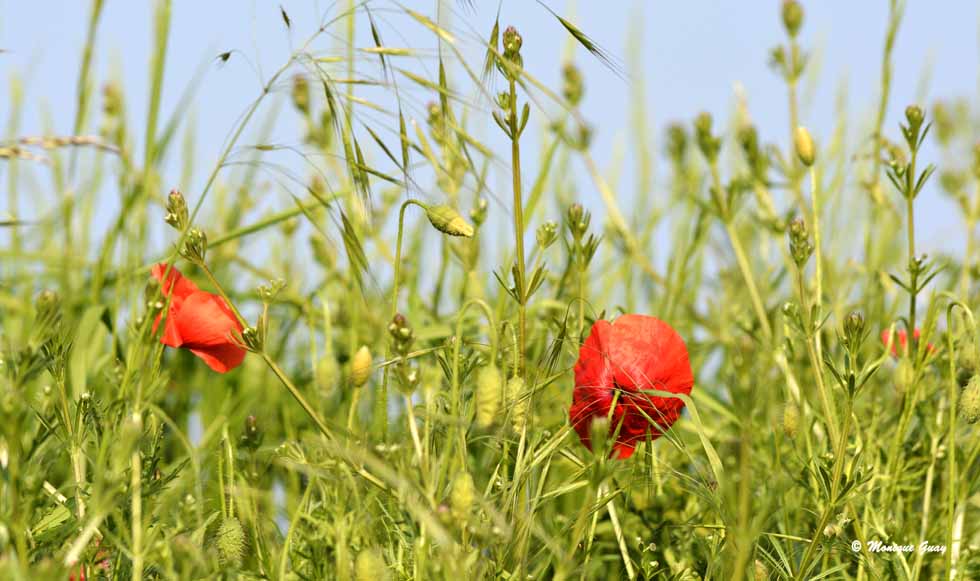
{"left": 425, "top": 204, "right": 475, "bottom": 237}
{"left": 350, "top": 345, "right": 373, "bottom": 388}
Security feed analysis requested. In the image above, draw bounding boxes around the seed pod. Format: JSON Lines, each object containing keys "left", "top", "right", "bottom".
{"left": 588, "top": 416, "right": 611, "bottom": 456}
{"left": 794, "top": 126, "right": 815, "bottom": 167}
{"left": 450, "top": 471, "right": 476, "bottom": 522}
{"left": 961, "top": 375, "right": 980, "bottom": 424}
{"left": 215, "top": 516, "right": 246, "bottom": 567}
{"left": 354, "top": 548, "right": 389, "bottom": 581}
{"left": 507, "top": 376, "right": 527, "bottom": 433}
{"left": 475, "top": 364, "right": 502, "bottom": 429}
{"left": 782, "top": 402, "right": 799, "bottom": 439}
{"left": 350, "top": 346, "right": 373, "bottom": 387}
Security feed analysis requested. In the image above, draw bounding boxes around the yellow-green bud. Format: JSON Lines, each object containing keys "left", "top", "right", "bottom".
{"left": 215, "top": 517, "right": 246, "bottom": 567}
{"left": 350, "top": 345, "right": 373, "bottom": 387}
{"left": 475, "top": 365, "right": 502, "bottom": 429}
{"left": 794, "top": 126, "right": 815, "bottom": 167}
{"left": 782, "top": 402, "right": 799, "bottom": 439}
{"left": 781, "top": 0, "right": 804, "bottom": 37}
{"left": 450, "top": 471, "right": 476, "bottom": 522}
{"left": 425, "top": 204, "right": 475, "bottom": 237}
{"left": 355, "top": 548, "right": 389, "bottom": 581}
{"left": 961, "top": 375, "right": 980, "bottom": 424}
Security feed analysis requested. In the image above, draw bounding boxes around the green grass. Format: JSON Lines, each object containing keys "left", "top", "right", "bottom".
{"left": 2, "top": 1, "right": 980, "bottom": 579}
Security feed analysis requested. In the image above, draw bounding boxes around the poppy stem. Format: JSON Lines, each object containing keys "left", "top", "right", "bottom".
{"left": 507, "top": 77, "right": 527, "bottom": 379}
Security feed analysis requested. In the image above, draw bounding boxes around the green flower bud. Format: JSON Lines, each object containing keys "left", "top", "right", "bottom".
{"left": 215, "top": 517, "right": 246, "bottom": 567}
{"left": 164, "top": 189, "right": 189, "bottom": 230}
{"left": 794, "top": 126, "right": 816, "bottom": 167}
{"left": 450, "top": 471, "right": 476, "bottom": 522}
{"left": 475, "top": 364, "right": 502, "bottom": 429}
{"left": 781, "top": 0, "right": 804, "bottom": 37}
{"left": 782, "top": 402, "right": 799, "bottom": 439}
{"left": 425, "top": 204, "right": 475, "bottom": 237}
{"left": 961, "top": 375, "right": 980, "bottom": 424}
{"left": 350, "top": 345, "right": 373, "bottom": 388}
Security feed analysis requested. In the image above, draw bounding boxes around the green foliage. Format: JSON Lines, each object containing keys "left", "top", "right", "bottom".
{"left": 2, "top": 2, "right": 980, "bottom": 580}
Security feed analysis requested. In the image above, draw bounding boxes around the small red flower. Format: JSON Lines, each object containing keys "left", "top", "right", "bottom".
{"left": 569, "top": 314, "right": 694, "bottom": 459}
{"left": 152, "top": 263, "right": 246, "bottom": 373}
{"left": 880, "top": 327, "right": 934, "bottom": 357}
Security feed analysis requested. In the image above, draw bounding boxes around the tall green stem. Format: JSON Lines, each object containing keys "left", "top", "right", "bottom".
{"left": 508, "top": 78, "right": 527, "bottom": 379}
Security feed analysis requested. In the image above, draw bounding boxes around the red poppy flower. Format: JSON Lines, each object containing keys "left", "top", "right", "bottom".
{"left": 152, "top": 263, "right": 246, "bottom": 373}
{"left": 569, "top": 315, "right": 694, "bottom": 459}
{"left": 880, "top": 327, "right": 934, "bottom": 357}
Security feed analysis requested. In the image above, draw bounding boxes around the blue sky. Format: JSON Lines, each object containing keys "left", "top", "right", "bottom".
{"left": 1, "top": 1, "right": 978, "bottom": 258}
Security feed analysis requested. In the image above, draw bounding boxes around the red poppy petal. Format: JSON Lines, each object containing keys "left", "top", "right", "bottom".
{"left": 188, "top": 343, "right": 246, "bottom": 373}
{"left": 612, "top": 440, "right": 637, "bottom": 459}
{"left": 154, "top": 299, "right": 184, "bottom": 347}
{"left": 608, "top": 315, "right": 693, "bottom": 397}
{"left": 152, "top": 263, "right": 199, "bottom": 300}
{"left": 173, "top": 291, "right": 243, "bottom": 346}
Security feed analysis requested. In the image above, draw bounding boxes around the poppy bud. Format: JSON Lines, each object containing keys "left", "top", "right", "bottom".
{"left": 781, "top": 0, "right": 804, "bottom": 37}
{"left": 961, "top": 375, "right": 980, "bottom": 424}
{"left": 291, "top": 74, "right": 310, "bottom": 115}
{"left": 794, "top": 126, "right": 815, "bottom": 167}
{"left": 424, "top": 204, "right": 475, "bottom": 237}
{"left": 164, "top": 189, "right": 189, "bottom": 230}
{"left": 350, "top": 345, "right": 372, "bottom": 387}
{"left": 475, "top": 364, "right": 502, "bottom": 429}
{"left": 450, "top": 471, "right": 476, "bottom": 522}
{"left": 507, "top": 376, "right": 527, "bottom": 433}
{"left": 215, "top": 516, "right": 246, "bottom": 567}
{"left": 782, "top": 402, "right": 799, "bottom": 439}
{"left": 354, "top": 548, "right": 389, "bottom": 581}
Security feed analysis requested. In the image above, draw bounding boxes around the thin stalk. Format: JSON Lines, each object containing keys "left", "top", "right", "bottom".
{"left": 507, "top": 77, "right": 527, "bottom": 379}
{"left": 809, "top": 166, "right": 825, "bottom": 364}
{"left": 131, "top": 450, "right": 143, "bottom": 581}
